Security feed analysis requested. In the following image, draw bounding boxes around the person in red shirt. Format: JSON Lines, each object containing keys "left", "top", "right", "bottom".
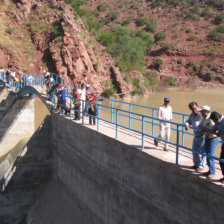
{"left": 73, "top": 88, "right": 81, "bottom": 120}
{"left": 87, "top": 92, "right": 97, "bottom": 125}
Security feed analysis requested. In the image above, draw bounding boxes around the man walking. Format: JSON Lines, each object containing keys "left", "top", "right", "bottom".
{"left": 210, "top": 111, "right": 224, "bottom": 183}
{"left": 185, "top": 102, "right": 205, "bottom": 171}
{"left": 154, "top": 97, "right": 173, "bottom": 151}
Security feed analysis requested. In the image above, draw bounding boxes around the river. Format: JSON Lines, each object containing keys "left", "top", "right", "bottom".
{"left": 128, "top": 87, "right": 224, "bottom": 115}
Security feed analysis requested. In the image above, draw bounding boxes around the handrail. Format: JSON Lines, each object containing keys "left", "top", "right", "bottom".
{"left": 1, "top": 71, "right": 224, "bottom": 166}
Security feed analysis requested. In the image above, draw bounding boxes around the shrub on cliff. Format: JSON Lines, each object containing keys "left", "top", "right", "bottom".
{"left": 200, "top": 7, "right": 213, "bottom": 19}
{"left": 164, "top": 77, "right": 176, "bottom": 86}
{"left": 65, "top": 0, "right": 86, "bottom": 10}
{"left": 153, "top": 58, "right": 163, "bottom": 69}
{"left": 96, "top": 3, "right": 109, "bottom": 12}
{"left": 135, "top": 17, "right": 147, "bottom": 26}
{"left": 5, "top": 27, "right": 13, "bottom": 35}
{"left": 98, "top": 30, "right": 115, "bottom": 46}
{"left": 214, "top": 13, "right": 224, "bottom": 25}
{"left": 154, "top": 32, "right": 166, "bottom": 42}
{"left": 136, "top": 30, "right": 154, "bottom": 50}
{"left": 205, "top": 0, "right": 224, "bottom": 10}
{"left": 207, "top": 25, "right": 224, "bottom": 42}
{"left": 106, "top": 11, "right": 119, "bottom": 22}
{"left": 122, "top": 17, "right": 132, "bottom": 26}
{"left": 144, "top": 71, "right": 159, "bottom": 88}
{"left": 102, "top": 81, "right": 117, "bottom": 97}
{"left": 145, "top": 18, "right": 157, "bottom": 33}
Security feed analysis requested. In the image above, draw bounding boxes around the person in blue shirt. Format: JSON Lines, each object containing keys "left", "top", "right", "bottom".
{"left": 56, "top": 83, "right": 69, "bottom": 115}
{"left": 210, "top": 111, "right": 224, "bottom": 183}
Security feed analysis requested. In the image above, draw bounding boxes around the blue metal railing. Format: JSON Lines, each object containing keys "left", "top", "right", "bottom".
{"left": 1, "top": 71, "right": 224, "bottom": 166}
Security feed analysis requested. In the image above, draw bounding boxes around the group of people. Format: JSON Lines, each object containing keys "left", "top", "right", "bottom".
{"left": 153, "top": 97, "right": 224, "bottom": 183}
{"left": 44, "top": 73, "right": 97, "bottom": 125}
{"left": 0, "top": 68, "right": 35, "bottom": 89}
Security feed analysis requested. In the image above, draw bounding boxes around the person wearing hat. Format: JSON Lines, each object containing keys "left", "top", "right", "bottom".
{"left": 185, "top": 102, "right": 205, "bottom": 171}
{"left": 198, "top": 105, "right": 219, "bottom": 179}
{"left": 210, "top": 111, "right": 224, "bottom": 183}
{"left": 154, "top": 97, "right": 173, "bottom": 151}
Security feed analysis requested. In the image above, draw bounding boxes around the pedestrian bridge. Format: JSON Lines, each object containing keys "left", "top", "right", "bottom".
{"left": 0, "top": 72, "right": 224, "bottom": 224}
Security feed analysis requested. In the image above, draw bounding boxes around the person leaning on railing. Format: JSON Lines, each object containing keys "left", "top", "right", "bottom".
{"left": 198, "top": 105, "right": 219, "bottom": 179}
{"left": 86, "top": 91, "right": 97, "bottom": 125}
{"left": 210, "top": 111, "right": 224, "bottom": 184}
{"left": 185, "top": 102, "right": 205, "bottom": 171}
{"left": 55, "top": 83, "right": 69, "bottom": 115}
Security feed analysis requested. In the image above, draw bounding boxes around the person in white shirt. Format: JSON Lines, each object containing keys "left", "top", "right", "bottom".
{"left": 78, "top": 83, "right": 86, "bottom": 116}
{"left": 154, "top": 97, "right": 173, "bottom": 151}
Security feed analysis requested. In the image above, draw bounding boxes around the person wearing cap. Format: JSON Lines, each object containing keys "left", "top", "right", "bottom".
{"left": 154, "top": 97, "right": 173, "bottom": 151}
{"left": 185, "top": 102, "right": 205, "bottom": 171}
{"left": 210, "top": 111, "right": 224, "bottom": 183}
{"left": 86, "top": 84, "right": 93, "bottom": 94}
{"left": 198, "top": 105, "right": 218, "bottom": 179}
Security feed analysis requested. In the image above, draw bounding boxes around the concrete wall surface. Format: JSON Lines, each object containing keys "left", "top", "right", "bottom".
{"left": 0, "top": 87, "right": 8, "bottom": 104}
{"left": 26, "top": 177, "right": 103, "bottom": 224}
{"left": 50, "top": 114, "right": 224, "bottom": 224}
{"left": 0, "top": 116, "right": 51, "bottom": 223}
{"left": 0, "top": 98, "right": 35, "bottom": 157}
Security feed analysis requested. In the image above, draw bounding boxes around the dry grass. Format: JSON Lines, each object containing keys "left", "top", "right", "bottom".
{"left": 0, "top": 2, "right": 38, "bottom": 70}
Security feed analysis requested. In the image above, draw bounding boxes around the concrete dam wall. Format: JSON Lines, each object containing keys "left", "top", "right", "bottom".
{"left": 1, "top": 110, "right": 224, "bottom": 223}
{"left": 28, "top": 115, "right": 224, "bottom": 224}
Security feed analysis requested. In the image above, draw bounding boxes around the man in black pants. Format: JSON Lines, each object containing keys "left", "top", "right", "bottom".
{"left": 210, "top": 111, "right": 224, "bottom": 183}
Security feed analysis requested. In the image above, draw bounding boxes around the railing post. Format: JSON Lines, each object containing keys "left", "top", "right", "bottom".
{"left": 51, "top": 94, "right": 55, "bottom": 111}
{"left": 97, "top": 102, "right": 100, "bottom": 131}
{"left": 182, "top": 115, "right": 186, "bottom": 146}
{"left": 111, "top": 100, "right": 114, "bottom": 123}
{"left": 69, "top": 97, "right": 72, "bottom": 120}
{"left": 82, "top": 100, "right": 84, "bottom": 125}
{"left": 116, "top": 109, "right": 119, "bottom": 139}
{"left": 129, "top": 104, "right": 132, "bottom": 129}
{"left": 152, "top": 109, "right": 155, "bottom": 137}
{"left": 34, "top": 73, "right": 36, "bottom": 85}
{"left": 142, "top": 116, "right": 145, "bottom": 150}
{"left": 59, "top": 100, "right": 62, "bottom": 115}
{"left": 176, "top": 125, "right": 180, "bottom": 165}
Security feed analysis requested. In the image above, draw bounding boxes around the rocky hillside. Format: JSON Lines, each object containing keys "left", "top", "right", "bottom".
{"left": 0, "top": 0, "right": 224, "bottom": 97}
{"left": 0, "top": 0, "right": 130, "bottom": 96}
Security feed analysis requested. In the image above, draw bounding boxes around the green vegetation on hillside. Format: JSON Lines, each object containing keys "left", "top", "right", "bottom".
{"left": 98, "top": 26, "right": 154, "bottom": 72}
{"left": 150, "top": 0, "right": 224, "bottom": 10}
{"left": 64, "top": 0, "right": 224, "bottom": 92}
{"left": 207, "top": 25, "right": 224, "bottom": 42}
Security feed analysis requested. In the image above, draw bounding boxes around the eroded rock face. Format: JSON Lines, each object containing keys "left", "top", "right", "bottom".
{"left": 13, "top": 0, "right": 130, "bottom": 96}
